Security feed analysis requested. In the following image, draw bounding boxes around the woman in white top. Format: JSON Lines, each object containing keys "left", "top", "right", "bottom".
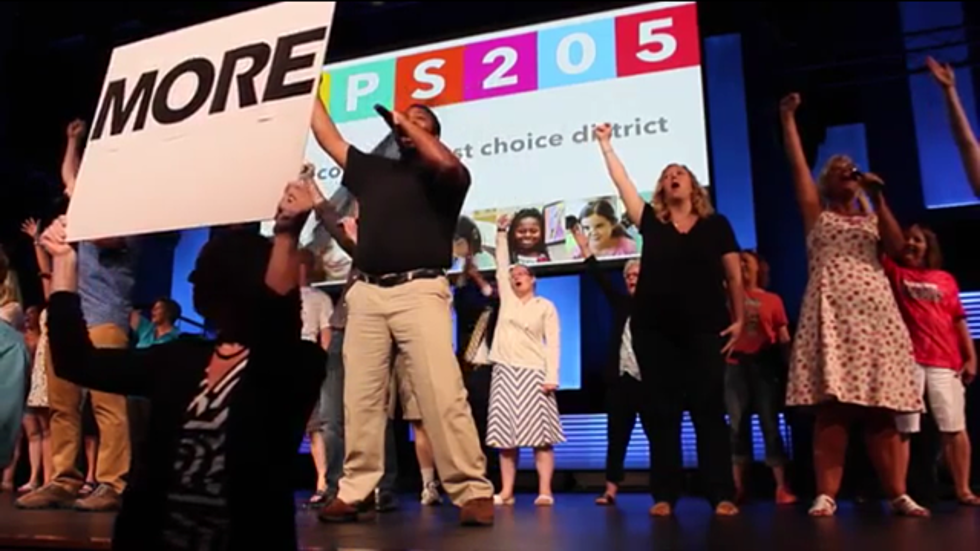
{"left": 487, "top": 214, "right": 564, "bottom": 507}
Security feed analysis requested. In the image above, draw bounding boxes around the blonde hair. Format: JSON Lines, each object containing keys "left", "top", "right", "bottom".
{"left": 652, "top": 164, "right": 714, "bottom": 222}
{"left": 816, "top": 154, "right": 872, "bottom": 213}
{"left": 622, "top": 259, "right": 641, "bottom": 277}
{"left": 0, "top": 270, "right": 22, "bottom": 308}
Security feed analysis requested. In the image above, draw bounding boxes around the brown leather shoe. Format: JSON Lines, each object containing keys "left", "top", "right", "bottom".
{"left": 74, "top": 484, "right": 122, "bottom": 512}
{"left": 15, "top": 483, "right": 78, "bottom": 510}
{"left": 317, "top": 494, "right": 376, "bottom": 523}
{"left": 459, "top": 497, "right": 494, "bottom": 526}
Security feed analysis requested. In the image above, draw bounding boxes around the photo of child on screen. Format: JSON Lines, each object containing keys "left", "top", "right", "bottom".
{"left": 572, "top": 199, "right": 636, "bottom": 259}
{"left": 452, "top": 216, "right": 495, "bottom": 271}
{"left": 507, "top": 208, "right": 551, "bottom": 264}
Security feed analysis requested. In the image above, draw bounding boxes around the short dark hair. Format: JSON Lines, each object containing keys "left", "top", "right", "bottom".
{"left": 454, "top": 216, "right": 483, "bottom": 254}
{"left": 408, "top": 103, "right": 442, "bottom": 137}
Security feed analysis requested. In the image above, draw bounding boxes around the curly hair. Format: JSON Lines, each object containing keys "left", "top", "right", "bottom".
{"left": 651, "top": 164, "right": 714, "bottom": 222}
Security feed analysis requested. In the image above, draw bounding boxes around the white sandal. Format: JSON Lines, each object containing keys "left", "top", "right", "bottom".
{"left": 890, "top": 494, "right": 930, "bottom": 517}
{"left": 533, "top": 495, "right": 554, "bottom": 507}
{"left": 808, "top": 494, "right": 837, "bottom": 517}
{"left": 493, "top": 494, "right": 515, "bottom": 506}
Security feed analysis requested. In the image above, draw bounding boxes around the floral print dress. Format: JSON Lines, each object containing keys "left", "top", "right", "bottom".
{"left": 785, "top": 211, "right": 921, "bottom": 412}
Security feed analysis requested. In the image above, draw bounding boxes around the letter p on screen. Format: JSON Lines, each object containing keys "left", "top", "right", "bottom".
{"left": 347, "top": 73, "right": 379, "bottom": 112}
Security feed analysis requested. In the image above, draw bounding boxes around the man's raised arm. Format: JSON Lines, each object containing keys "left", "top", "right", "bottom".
{"left": 393, "top": 112, "right": 469, "bottom": 189}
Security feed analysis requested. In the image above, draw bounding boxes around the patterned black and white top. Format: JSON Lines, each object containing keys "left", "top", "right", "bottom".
{"left": 162, "top": 357, "right": 248, "bottom": 551}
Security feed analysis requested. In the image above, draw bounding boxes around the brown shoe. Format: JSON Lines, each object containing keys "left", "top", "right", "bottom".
{"left": 15, "top": 483, "right": 77, "bottom": 510}
{"left": 459, "top": 497, "right": 494, "bottom": 526}
{"left": 73, "top": 484, "right": 122, "bottom": 512}
{"left": 317, "top": 494, "right": 376, "bottom": 523}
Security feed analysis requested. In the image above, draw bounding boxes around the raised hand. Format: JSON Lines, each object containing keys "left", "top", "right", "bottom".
{"left": 780, "top": 93, "right": 801, "bottom": 115}
{"left": 593, "top": 123, "right": 612, "bottom": 143}
{"left": 66, "top": 119, "right": 87, "bottom": 140}
{"left": 340, "top": 216, "right": 358, "bottom": 244}
{"left": 39, "top": 216, "right": 74, "bottom": 258}
{"left": 20, "top": 218, "right": 40, "bottom": 241}
{"left": 273, "top": 182, "right": 314, "bottom": 235}
{"left": 496, "top": 213, "right": 512, "bottom": 232}
{"left": 926, "top": 57, "right": 955, "bottom": 89}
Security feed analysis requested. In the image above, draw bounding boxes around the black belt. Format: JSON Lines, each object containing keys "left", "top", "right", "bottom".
{"left": 356, "top": 269, "right": 445, "bottom": 288}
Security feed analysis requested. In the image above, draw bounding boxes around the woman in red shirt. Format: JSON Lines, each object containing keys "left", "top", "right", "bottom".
{"left": 725, "top": 252, "right": 797, "bottom": 505}
{"left": 887, "top": 224, "right": 979, "bottom": 506}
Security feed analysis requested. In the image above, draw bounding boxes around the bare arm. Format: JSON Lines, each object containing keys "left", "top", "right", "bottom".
{"left": 464, "top": 259, "right": 493, "bottom": 296}
{"left": 266, "top": 183, "right": 314, "bottom": 296}
{"left": 395, "top": 114, "right": 469, "bottom": 188}
{"left": 779, "top": 95, "right": 822, "bottom": 236}
{"left": 319, "top": 327, "right": 332, "bottom": 351}
{"left": 594, "top": 124, "right": 644, "bottom": 226}
{"left": 722, "top": 252, "right": 745, "bottom": 327}
{"left": 33, "top": 245, "right": 52, "bottom": 300}
{"left": 867, "top": 189, "right": 905, "bottom": 259}
{"left": 494, "top": 224, "right": 515, "bottom": 304}
{"left": 311, "top": 198, "right": 357, "bottom": 257}
{"left": 928, "top": 58, "right": 980, "bottom": 198}
{"left": 944, "top": 89, "right": 980, "bottom": 198}
{"left": 311, "top": 99, "right": 350, "bottom": 170}
{"left": 61, "top": 121, "right": 85, "bottom": 198}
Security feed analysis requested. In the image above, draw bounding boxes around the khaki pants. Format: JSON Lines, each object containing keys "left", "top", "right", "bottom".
{"left": 338, "top": 277, "right": 492, "bottom": 506}
{"left": 387, "top": 352, "right": 421, "bottom": 421}
{"left": 48, "top": 324, "right": 130, "bottom": 493}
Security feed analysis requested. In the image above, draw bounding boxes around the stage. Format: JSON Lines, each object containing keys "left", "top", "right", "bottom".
{"left": 1, "top": 493, "right": 979, "bottom": 550}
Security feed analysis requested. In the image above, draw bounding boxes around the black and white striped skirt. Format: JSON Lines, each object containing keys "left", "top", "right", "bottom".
{"left": 486, "top": 363, "right": 565, "bottom": 449}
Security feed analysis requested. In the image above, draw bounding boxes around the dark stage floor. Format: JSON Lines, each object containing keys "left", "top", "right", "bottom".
{"left": 2, "top": 493, "right": 979, "bottom": 550}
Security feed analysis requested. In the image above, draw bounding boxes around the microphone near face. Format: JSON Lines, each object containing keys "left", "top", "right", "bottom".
{"left": 374, "top": 104, "right": 398, "bottom": 132}
{"left": 849, "top": 167, "right": 884, "bottom": 193}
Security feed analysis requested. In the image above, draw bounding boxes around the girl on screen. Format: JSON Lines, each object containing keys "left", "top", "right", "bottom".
{"left": 486, "top": 214, "right": 564, "bottom": 507}
{"left": 506, "top": 208, "right": 550, "bottom": 264}
{"left": 573, "top": 199, "right": 636, "bottom": 259}
{"left": 593, "top": 122, "right": 744, "bottom": 518}
{"left": 452, "top": 216, "right": 495, "bottom": 271}
{"left": 779, "top": 93, "right": 927, "bottom": 517}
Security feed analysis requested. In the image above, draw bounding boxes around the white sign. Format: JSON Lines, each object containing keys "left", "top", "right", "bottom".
{"left": 67, "top": 2, "right": 336, "bottom": 241}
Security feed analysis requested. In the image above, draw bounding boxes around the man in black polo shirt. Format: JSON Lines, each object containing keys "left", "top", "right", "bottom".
{"left": 311, "top": 101, "right": 494, "bottom": 526}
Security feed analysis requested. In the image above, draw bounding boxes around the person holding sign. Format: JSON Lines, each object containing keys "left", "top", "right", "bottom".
{"left": 594, "top": 122, "right": 744, "bottom": 517}
{"left": 311, "top": 100, "right": 494, "bottom": 526}
{"left": 36, "top": 183, "right": 323, "bottom": 550}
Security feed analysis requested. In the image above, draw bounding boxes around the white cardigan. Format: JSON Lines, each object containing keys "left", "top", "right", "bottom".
{"left": 487, "top": 230, "right": 561, "bottom": 386}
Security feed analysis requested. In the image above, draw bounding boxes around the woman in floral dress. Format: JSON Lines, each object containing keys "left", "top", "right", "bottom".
{"left": 779, "top": 93, "right": 927, "bottom": 517}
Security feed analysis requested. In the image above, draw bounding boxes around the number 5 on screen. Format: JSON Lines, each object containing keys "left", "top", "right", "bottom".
{"left": 615, "top": 3, "right": 700, "bottom": 77}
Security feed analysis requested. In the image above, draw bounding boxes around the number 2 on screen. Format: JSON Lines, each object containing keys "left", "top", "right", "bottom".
{"left": 636, "top": 18, "right": 677, "bottom": 63}
{"left": 482, "top": 47, "right": 518, "bottom": 89}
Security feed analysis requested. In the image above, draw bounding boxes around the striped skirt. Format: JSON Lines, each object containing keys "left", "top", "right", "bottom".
{"left": 486, "top": 364, "right": 565, "bottom": 449}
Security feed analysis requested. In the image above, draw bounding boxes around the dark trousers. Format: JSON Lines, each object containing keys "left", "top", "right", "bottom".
{"left": 636, "top": 329, "right": 734, "bottom": 506}
{"left": 724, "top": 352, "right": 787, "bottom": 466}
{"left": 463, "top": 366, "right": 499, "bottom": 486}
{"left": 605, "top": 374, "right": 654, "bottom": 484}
{"left": 126, "top": 396, "right": 151, "bottom": 481}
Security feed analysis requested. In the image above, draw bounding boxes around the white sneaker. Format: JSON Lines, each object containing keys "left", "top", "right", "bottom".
{"left": 420, "top": 481, "right": 443, "bottom": 506}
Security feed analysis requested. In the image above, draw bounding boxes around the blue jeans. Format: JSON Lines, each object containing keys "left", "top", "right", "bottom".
{"left": 724, "top": 352, "right": 786, "bottom": 466}
{"left": 321, "top": 329, "right": 397, "bottom": 496}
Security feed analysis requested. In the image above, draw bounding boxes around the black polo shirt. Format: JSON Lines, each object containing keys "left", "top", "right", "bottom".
{"left": 341, "top": 147, "right": 470, "bottom": 275}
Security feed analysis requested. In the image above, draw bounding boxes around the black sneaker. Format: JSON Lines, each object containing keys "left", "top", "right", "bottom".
{"left": 375, "top": 488, "right": 399, "bottom": 513}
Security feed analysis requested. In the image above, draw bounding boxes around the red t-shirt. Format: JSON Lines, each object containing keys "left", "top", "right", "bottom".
{"left": 733, "top": 289, "right": 788, "bottom": 355}
{"left": 883, "top": 256, "right": 966, "bottom": 370}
